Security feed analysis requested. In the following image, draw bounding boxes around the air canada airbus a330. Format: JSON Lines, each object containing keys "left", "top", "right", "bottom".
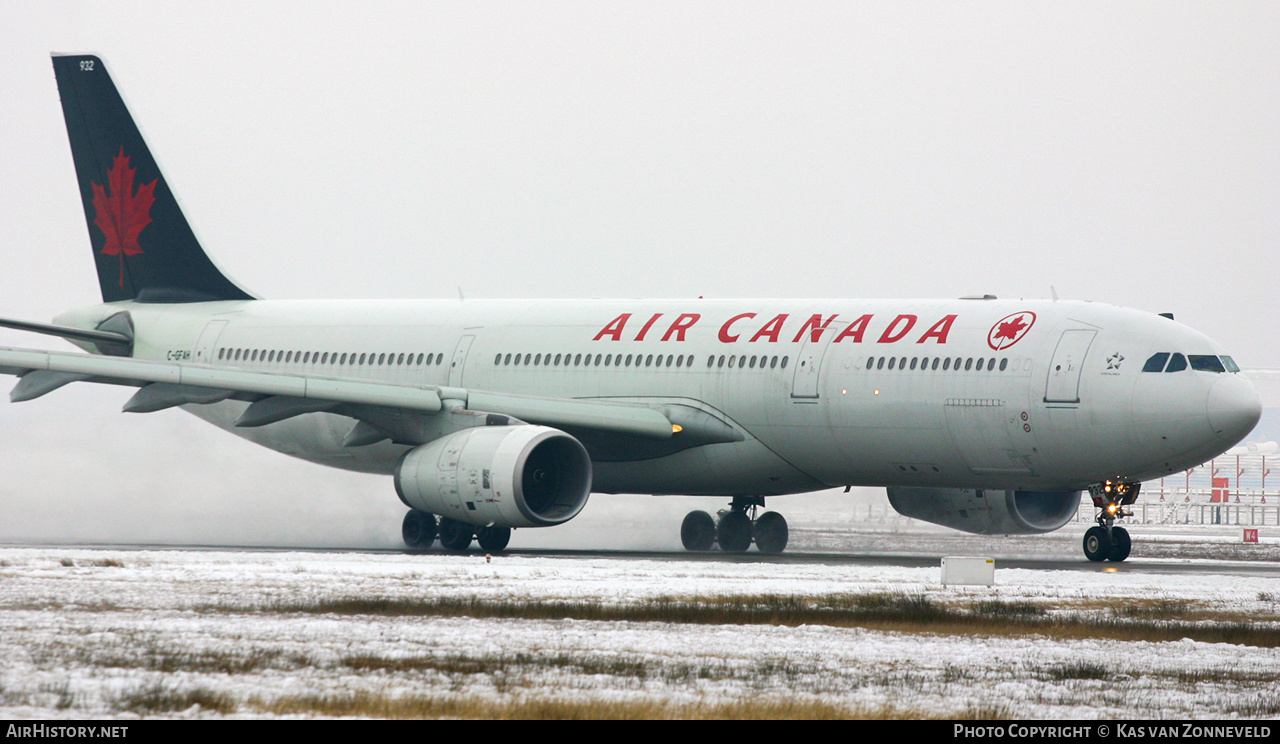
{"left": 0, "top": 55, "right": 1262, "bottom": 561}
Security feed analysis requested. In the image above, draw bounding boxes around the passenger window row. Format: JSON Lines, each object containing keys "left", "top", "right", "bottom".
{"left": 708, "top": 355, "right": 789, "bottom": 369}
{"left": 493, "top": 352, "right": 792, "bottom": 370}
{"left": 218, "top": 348, "right": 444, "bottom": 367}
{"left": 496, "top": 352, "right": 698, "bottom": 369}
{"left": 1142, "top": 353, "right": 1238, "bottom": 374}
{"left": 867, "top": 355, "right": 1009, "bottom": 372}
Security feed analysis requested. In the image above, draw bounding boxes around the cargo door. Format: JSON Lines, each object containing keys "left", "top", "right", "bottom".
{"left": 945, "top": 400, "right": 1031, "bottom": 476}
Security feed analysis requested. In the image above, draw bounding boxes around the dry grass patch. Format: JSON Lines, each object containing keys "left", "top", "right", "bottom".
{"left": 25, "top": 636, "right": 313, "bottom": 675}
{"left": 2, "top": 599, "right": 123, "bottom": 612}
{"left": 253, "top": 690, "right": 995, "bottom": 720}
{"left": 206, "top": 591, "right": 1280, "bottom": 648}
{"left": 1055, "top": 596, "right": 1277, "bottom": 624}
{"left": 113, "top": 681, "right": 236, "bottom": 715}
{"left": 341, "top": 651, "right": 655, "bottom": 681}
{"left": 337, "top": 649, "right": 842, "bottom": 691}
{"left": 1108, "top": 598, "right": 1194, "bottom": 621}
{"left": 109, "top": 644, "right": 311, "bottom": 675}
{"left": 49, "top": 556, "right": 123, "bottom": 569}
{"left": 1163, "top": 668, "right": 1280, "bottom": 685}
{"left": 1043, "top": 662, "right": 1111, "bottom": 681}
{"left": 1231, "top": 691, "right": 1280, "bottom": 718}
{"left": 971, "top": 599, "right": 1047, "bottom": 619}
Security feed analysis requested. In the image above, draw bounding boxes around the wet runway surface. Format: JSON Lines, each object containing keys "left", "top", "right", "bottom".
{"left": 5, "top": 536, "right": 1277, "bottom": 577}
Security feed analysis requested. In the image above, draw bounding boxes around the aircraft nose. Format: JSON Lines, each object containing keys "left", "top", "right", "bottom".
{"left": 1206, "top": 374, "right": 1262, "bottom": 443}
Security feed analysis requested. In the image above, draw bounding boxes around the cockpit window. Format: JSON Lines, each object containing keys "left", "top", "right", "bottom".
{"left": 1142, "top": 353, "right": 1169, "bottom": 373}
{"left": 1188, "top": 355, "right": 1227, "bottom": 373}
{"left": 1144, "top": 352, "right": 1238, "bottom": 374}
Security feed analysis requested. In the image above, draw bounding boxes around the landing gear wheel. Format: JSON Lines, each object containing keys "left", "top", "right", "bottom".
{"left": 476, "top": 525, "right": 511, "bottom": 552}
{"left": 402, "top": 510, "right": 437, "bottom": 549}
{"left": 1108, "top": 527, "right": 1131, "bottom": 562}
{"left": 1084, "top": 480, "right": 1140, "bottom": 562}
{"left": 438, "top": 517, "right": 474, "bottom": 552}
{"left": 681, "top": 511, "right": 716, "bottom": 551}
{"left": 752, "top": 511, "right": 789, "bottom": 554}
{"left": 1083, "top": 526, "right": 1112, "bottom": 562}
{"left": 716, "top": 510, "right": 753, "bottom": 553}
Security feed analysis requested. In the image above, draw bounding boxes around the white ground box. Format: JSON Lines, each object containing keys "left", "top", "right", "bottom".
{"left": 941, "top": 556, "right": 995, "bottom": 586}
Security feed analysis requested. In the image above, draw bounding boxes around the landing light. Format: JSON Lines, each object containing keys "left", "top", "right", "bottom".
{"left": 672, "top": 424, "right": 683, "bottom": 434}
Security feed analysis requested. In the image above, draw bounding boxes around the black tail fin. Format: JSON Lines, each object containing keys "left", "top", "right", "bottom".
{"left": 51, "top": 54, "right": 255, "bottom": 303}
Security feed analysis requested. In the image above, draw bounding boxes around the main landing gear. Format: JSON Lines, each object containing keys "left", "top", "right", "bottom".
{"left": 680, "top": 497, "right": 789, "bottom": 554}
{"left": 401, "top": 510, "right": 511, "bottom": 553}
{"left": 1082, "top": 481, "right": 1139, "bottom": 562}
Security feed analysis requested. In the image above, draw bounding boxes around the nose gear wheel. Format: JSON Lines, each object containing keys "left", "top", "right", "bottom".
{"left": 1084, "top": 481, "right": 1139, "bottom": 562}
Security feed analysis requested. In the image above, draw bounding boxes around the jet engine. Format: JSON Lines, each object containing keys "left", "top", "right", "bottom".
{"left": 885, "top": 487, "right": 1081, "bottom": 535}
{"left": 395, "top": 425, "right": 592, "bottom": 529}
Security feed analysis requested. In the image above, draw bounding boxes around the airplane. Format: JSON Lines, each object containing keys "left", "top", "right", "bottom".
{"left": 0, "top": 54, "right": 1262, "bottom": 561}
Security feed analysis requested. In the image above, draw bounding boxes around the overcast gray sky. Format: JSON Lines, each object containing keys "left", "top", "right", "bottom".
{"left": 0, "top": 2, "right": 1275, "bottom": 546}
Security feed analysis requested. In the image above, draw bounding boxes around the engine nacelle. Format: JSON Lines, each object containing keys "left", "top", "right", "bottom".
{"left": 885, "top": 487, "right": 1081, "bottom": 535}
{"left": 395, "top": 425, "right": 592, "bottom": 529}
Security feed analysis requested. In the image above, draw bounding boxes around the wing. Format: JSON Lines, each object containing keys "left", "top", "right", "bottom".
{"left": 0, "top": 345, "right": 680, "bottom": 444}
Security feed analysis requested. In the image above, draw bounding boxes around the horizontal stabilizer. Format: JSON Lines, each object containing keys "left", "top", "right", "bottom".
{"left": 0, "top": 317, "right": 133, "bottom": 356}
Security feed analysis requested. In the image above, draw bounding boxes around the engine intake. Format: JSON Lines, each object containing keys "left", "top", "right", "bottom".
{"left": 886, "top": 487, "right": 1081, "bottom": 535}
{"left": 395, "top": 425, "right": 592, "bottom": 528}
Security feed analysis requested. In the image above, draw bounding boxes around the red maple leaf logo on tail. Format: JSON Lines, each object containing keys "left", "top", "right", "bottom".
{"left": 92, "top": 147, "right": 157, "bottom": 288}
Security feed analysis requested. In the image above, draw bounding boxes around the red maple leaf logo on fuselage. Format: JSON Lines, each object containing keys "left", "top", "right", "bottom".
{"left": 994, "top": 317, "right": 1027, "bottom": 342}
{"left": 987, "top": 311, "right": 1036, "bottom": 350}
{"left": 92, "top": 147, "right": 157, "bottom": 289}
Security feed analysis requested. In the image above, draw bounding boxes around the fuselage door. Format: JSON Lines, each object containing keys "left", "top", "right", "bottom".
{"left": 790, "top": 321, "right": 846, "bottom": 400}
{"left": 449, "top": 335, "right": 475, "bottom": 387}
{"left": 192, "top": 319, "right": 228, "bottom": 364}
{"left": 1044, "top": 329, "right": 1096, "bottom": 404}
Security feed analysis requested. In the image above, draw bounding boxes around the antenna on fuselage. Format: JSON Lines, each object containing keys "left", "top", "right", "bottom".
{"left": 1050, "top": 285, "right": 1059, "bottom": 302}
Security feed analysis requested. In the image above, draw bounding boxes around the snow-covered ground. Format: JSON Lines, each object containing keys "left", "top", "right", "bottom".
{"left": 1, "top": 540, "right": 1277, "bottom": 720}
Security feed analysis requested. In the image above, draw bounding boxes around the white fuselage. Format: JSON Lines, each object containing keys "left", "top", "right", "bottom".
{"left": 56, "top": 296, "right": 1260, "bottom": 499}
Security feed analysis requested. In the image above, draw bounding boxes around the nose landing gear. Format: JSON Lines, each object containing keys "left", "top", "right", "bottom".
{"left": 680, "top": 497, "right": 789, "bottom": 554}
{"left": 1083, "top": 481, "right": 1138, "bottom": 562}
